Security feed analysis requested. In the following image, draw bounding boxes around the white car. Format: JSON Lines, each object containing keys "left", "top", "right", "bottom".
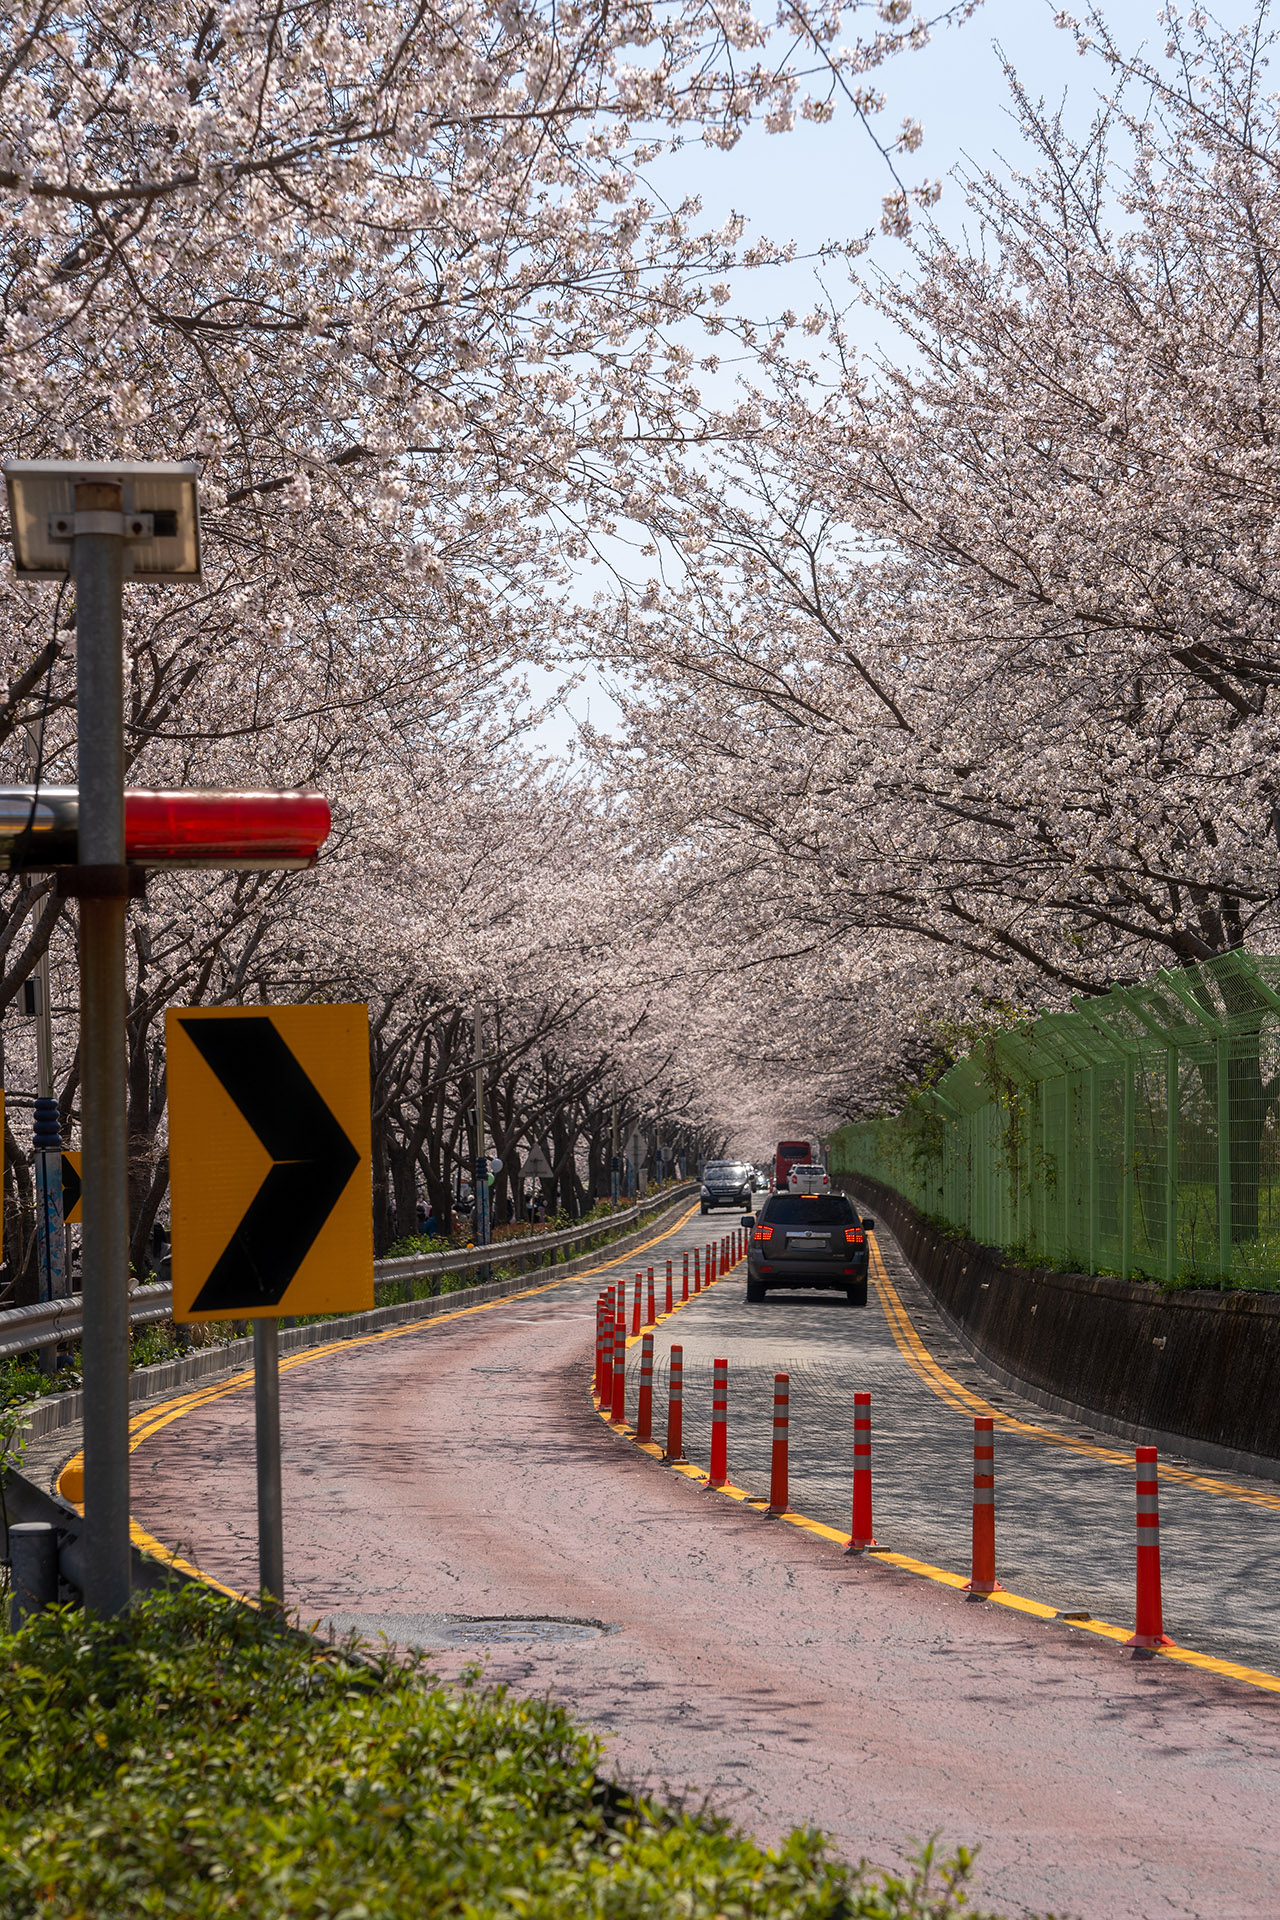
{"left": 787, "top": 1162, "right": 831, "bottom": 1196}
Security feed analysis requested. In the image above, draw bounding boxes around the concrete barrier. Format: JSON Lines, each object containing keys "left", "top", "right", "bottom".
{"left": 842, "top": 1173, "right": 1280, "bottom": 1479}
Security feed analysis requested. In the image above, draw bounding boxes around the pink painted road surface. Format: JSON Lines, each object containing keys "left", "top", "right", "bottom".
{"left": 129, "top": 1214, "right": 1280, "bottom": 1920}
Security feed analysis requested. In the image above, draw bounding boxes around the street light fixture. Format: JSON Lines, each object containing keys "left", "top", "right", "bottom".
{"left": 4, "top": 461, "right": 201, "bottom": 579}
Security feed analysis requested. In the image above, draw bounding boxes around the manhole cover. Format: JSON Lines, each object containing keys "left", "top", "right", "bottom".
{"left": 443, "top": 1617, "right": 605, "bottom": 1645}
{"left": 322, "top": 1611, "right": 608, "bottom": 1649}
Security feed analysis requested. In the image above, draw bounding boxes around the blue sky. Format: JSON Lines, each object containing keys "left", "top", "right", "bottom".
{"left": 529, "top": 0, "right": 1261, "bottom": 752}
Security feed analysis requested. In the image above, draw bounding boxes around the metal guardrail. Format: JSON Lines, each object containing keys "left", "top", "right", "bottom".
{"left": 0, "top": 1184, "right": 696, "bottom": 1363}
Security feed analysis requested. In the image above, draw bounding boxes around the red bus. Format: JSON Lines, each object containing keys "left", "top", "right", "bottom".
{"left": 774, "top": 1140, "right": 812, "bottom": 1188}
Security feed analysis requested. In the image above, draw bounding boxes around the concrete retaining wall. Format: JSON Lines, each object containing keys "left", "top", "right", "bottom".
{"left": 845, "top": 1174, "right": 1280, "bottom": 1477}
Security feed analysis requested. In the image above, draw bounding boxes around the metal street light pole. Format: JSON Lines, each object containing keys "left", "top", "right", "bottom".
{"left": 75, "top": 479, "right": 131, "bottom": 1618}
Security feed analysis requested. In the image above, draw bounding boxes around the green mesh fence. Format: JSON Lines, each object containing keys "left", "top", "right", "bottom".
{"left": 828, "top": 952, "right": 1280, "bottom": 1289}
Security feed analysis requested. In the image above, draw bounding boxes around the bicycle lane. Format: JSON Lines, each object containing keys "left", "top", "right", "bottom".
{"left": 124, "top": 1211, "right": 1280, "bottom": 1920}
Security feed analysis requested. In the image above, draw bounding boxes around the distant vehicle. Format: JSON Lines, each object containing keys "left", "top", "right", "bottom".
{"left": 774, "top": 1139, "right": 811, "bottom": 1188}
{"left": 743, "top": 1192, "right": 875, "bottom": 1304}
{"left": 751, "top": 1169, "right": 769, "bottom": 1192}
{"left": 700, "top": 1160, "right": 754, "bottom": 1214}
{"left": 788, "top": 1162, "right": 830, "bottom": 1196}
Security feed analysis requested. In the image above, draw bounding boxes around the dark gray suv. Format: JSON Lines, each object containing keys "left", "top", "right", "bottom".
{"left": 700, "top": 1160, "right": 754, "bottom": 1214}
{"left": 742, "top": 1193, "right": 874, "bottom": 1304}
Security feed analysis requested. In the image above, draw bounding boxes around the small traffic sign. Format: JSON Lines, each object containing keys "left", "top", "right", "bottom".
{"left": 166, "top": 1004, "right": 373, "bottom": 1321}
{"left": 521, "top": 1145, "right": 554, "bottom": 1179}
{"left": 61, "top": 1150, "right": 81, "bottom": 1224}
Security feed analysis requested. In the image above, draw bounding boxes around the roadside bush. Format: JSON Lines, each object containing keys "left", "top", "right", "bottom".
{"left": 0, "top": 1586, "right": 1007, "bottom": 1918}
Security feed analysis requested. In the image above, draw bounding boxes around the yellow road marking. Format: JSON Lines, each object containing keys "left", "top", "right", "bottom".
{"left": 594, "top": 1243, "right": 1280, "bottom": 1699}
{"left": 55, "top": 1202, "right": 704, "bottom": 1602}
{"left": 869, "top": 1242, "right": 1280, "bottom": 1513}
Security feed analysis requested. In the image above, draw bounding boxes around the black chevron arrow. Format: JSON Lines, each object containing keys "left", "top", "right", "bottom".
{"left": 60, "top": 1152, "right": 81, "bottom": 1220}
{"left": 180, "top": 1016, "right": 361, "bottom": 1313}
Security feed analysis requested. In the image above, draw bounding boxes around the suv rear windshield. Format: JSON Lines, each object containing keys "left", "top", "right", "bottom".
{"left": 762, "top": 1195, "right": 856, "bottom": 1226}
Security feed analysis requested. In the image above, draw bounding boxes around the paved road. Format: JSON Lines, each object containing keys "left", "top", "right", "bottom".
{"left": 124, "top": 1207, "right": 1280, "bottom": 1920}
{"left": 648, "top": 1218, "right": 1280, "bottom": 1675}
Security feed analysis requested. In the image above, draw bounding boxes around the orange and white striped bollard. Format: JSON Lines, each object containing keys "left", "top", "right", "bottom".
{"left": 665, "top": 1344, "right": 684, "bottom": 1460}
{"left": 610, "top": 1314, "right": 627, "bottom": 1424}
{"left": 682, "top": 1251, "right": 690, "bottom": 1301}
{"left": 848, "top": 1391, "right": 877, "bottom": 1550}
{"left": 595, "top": 1296, "right": 608, "bottom": 1400}
{"left": 646, "top": 1268, "right": 656, "bottom": 1326}
{"left": 694, "top": 1248, "right": 701, "bottom": 1292}
{"left": 665, "top": 1260, "right": 674, "bottom": 1314}
{"left": 637, "top": 1333, "right": 654, "bottom": 1442}
{"left": 966, "top": 1416, "right": 1002, "bottom": 1594}
{"left": 1127, "top": 1446, "right": 1174, "bottom": 1648}
{"left": 768, "top": 1373, "right": 789, "bottom": 1514}
{"left": 599, "top": 1290, "right": 617, "bottom": 1401}
{"left": 708, "top": 1357, "right": 728, "bottom": 1487}
{"left": 631, "top": 1272, "right": 642, "bottom": 1336}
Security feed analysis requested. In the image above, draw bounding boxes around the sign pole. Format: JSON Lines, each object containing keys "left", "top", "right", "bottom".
{"left": 474, "top": 1002, "right": 490, "bottom": 1253}
{"left": 76, "top": 482, "right": 132, "bottom": 1619}
{"left": 253, "top": 1318, "right": 284, "bottom": 1604}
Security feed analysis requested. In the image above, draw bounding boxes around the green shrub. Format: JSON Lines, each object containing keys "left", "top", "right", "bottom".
{"left": 0, "top": 1587, "right": 1008, "bottom": 1918}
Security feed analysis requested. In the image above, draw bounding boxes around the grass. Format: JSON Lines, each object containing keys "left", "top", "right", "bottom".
{"left": 0, "top": 1587, "right": 1009, "bottom": 1919}
{"left": 1, "top": 1319, "right": 243, "bottom": 1412}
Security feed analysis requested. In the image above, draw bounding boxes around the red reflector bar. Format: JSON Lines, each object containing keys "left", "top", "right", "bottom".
{"left": 124, "top": 791, "right": 331, "bottom": 868}
{"left": 0, "top": 786, "right": 330, "bottom": 871}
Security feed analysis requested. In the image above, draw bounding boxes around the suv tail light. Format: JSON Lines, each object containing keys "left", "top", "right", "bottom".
{"left": 752, "top": 1225, "right": 773, "bottom": 1243}
{"left": 844, "top": 1228, "right": 865, "bottom": 1245}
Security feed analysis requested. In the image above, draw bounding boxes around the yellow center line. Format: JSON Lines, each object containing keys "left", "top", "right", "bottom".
{"left": 55, "top": 1204, "right": 704, "bottom": 1572}
{"left": 869, "top": 1242, "right": 1280, "bottom": 1512}
{"left": 592, "top": 1301, "right": 1280, "bottom": 1697}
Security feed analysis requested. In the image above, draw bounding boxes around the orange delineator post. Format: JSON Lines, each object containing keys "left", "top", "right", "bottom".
{"left": 682, "top": 1252, "right": 690, "bottom": 1301}
{"left": 631, "top": 1272, "right": 642, "bottom": 1336}
{"left": 708, "top": 1357, "right": 728, "bottom": 1487}
{"left": 966, "top": 1415, "right": 1002, "bottom": 1595}
{"left": 637, "top": 1333, "right": 654, "bottom": 1442}
{"left": 594, "top": 1297, "right": 607, "bottom": 1400}
{"left": 768, "top": 1373, "right": 789, "bottom": 1514}
{"left": 610, "top": 1314, "right": 627, "bottom": 1424}
{"left": 1128, "top": 1446, "right": 1174, "bottom": 1648}
{"left": 848, "top": 1390, "right": 878, "bottom": 1550}
{"left": 666, "top": 1343, "right": 684, "bottom": 1460}
{"left": 693, "top": 1249, "right": 701, "bottom": 1292}
{"left": 665, "top": 1260, "right": 674, "bottom": 1315}
{"left": 597, "top": 1291, "right": 615, "bottom": 1402}
{"left": 646, "top": 1269, "right": 656, "bottom": 1326}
